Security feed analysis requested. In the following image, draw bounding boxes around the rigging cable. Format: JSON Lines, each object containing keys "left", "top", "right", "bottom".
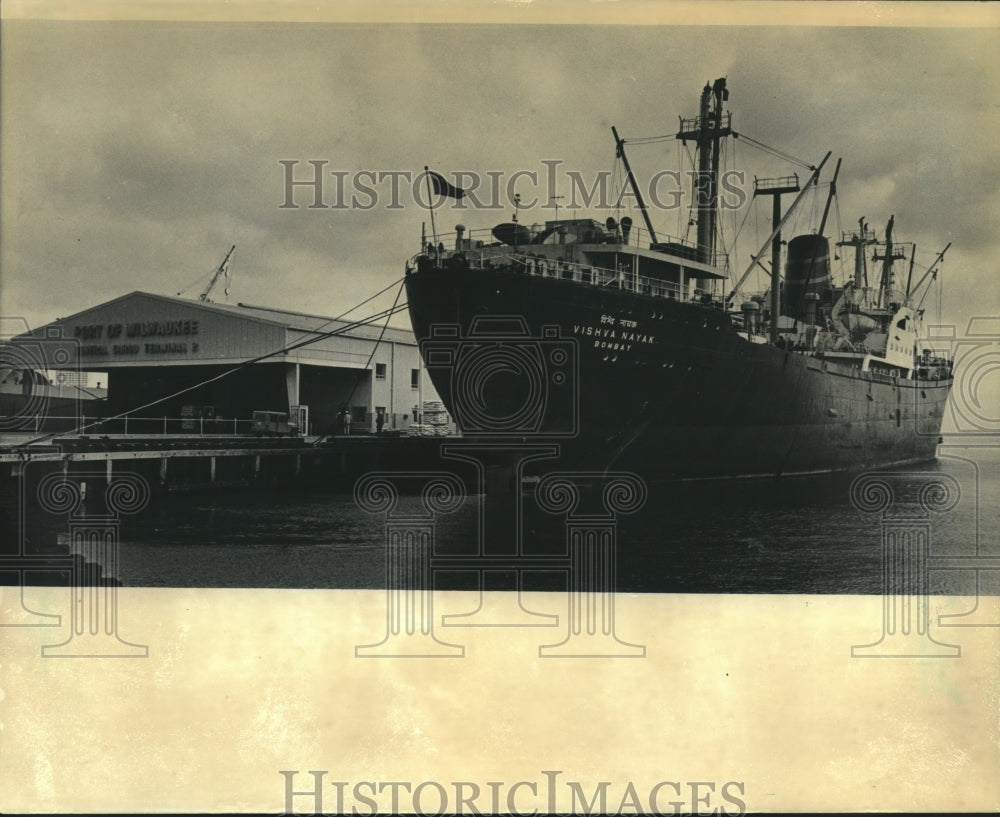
{"left": 832, "top": 195, "right": 845, "bottom": 284}
{"left": 731, "top": 133, "right": 814, "bottom": 169}
{"left": 730, "top": 132, "right": 740, "bottom": 273}
{"left": 728, "top": 181, "right": 757, "bottom": 279}
{"left": 715, "top": 139, "right": 729, "bottom": 266}
{"left": 610, "top": 158, "right": 625, "bottom": 222}
{"left": 621, "top": 133, "right": 678, "bottom": 145}
{"left": 752, "top": 195, "right": 761, "bottom": 292}
{"left": 175, "top": 254, "right": 226, "bottom": 298}
{"left": 937, "top": 259, "right": 943, "bottom": 324}
{"left": 334, "top": 276, "right": 406, "bottom": 320}
{"left": 175, "top": 271, "right": 209, "bottom": 298}
{"left": 681, "top": 141, "right": 697, "bottom": 243}
{"left": 341, "top": 277, "right": 407, "bottom": 412}
{"left": 675, "top": 138, "right": 683, "bottom": 238}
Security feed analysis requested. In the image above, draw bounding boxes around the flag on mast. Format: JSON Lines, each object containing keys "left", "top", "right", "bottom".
{"left": 426, "top": 170, "right": 465, "bottom": 200}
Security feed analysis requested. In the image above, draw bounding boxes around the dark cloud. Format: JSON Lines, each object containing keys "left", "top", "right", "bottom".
{"left": 2, "top": 22, "right": 997, "bottom": 332}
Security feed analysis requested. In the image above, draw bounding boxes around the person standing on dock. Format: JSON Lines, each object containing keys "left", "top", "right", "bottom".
{"left": 339, "top": 407, "right": 351, "bottom": 437}
{"left": 376, "top": 410, "right": 385, "bottom": 435}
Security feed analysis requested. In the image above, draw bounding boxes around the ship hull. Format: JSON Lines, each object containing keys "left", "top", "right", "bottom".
{"left": 405, "top": 267, "right": 951, "bottom": 480}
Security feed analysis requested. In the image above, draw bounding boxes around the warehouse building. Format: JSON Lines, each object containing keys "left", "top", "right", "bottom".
{"left": 7, "top": 291, "right": 446, "bottom": 436}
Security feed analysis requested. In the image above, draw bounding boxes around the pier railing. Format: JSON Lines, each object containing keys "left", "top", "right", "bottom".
{"left": 13, "top": 415, "right": 279, "bottom": 437}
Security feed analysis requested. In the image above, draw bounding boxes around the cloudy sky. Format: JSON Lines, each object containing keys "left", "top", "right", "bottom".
{"left": 2, "top": 4, "right": 998, "bottom": 336}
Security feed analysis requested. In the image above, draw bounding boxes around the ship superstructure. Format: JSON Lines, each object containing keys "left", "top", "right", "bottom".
{"left": 404, "top": 78, "right": 953, "bottom": 479}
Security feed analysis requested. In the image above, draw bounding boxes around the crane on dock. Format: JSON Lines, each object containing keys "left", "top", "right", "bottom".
{"left": 198, "top": 244, "right": 236, "bottom": 302}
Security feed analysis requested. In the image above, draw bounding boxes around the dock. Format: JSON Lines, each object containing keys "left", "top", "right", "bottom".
{"left": 0, "top": 433, "right": 469, "bottom": 495}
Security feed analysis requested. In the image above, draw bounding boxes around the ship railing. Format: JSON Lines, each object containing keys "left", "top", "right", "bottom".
{"left": 420, "top": 225, "right": 566, "bottom": 252}
{"left": 867, "top": 370, "right": 900, "bottom": 386}
{"left": 484, "top": 253, "right": 724, "bottom": 306}
{"left": 409, "top": 242, "right": 729, "bottom": 307}
{"left": 677, "top": 111, "right": 732, "bottom": 135}
{"left": 840, "top": 227, "right": 877, "bottom": 244}
{"left": 415, "top": 225, "right": 729, "bottom": 270}
{"left": 753, "top": 174, "right": 799, "bottom": 193}
{"left": 411, "top": 243, "right": 732, "bottom": 308}
{"left": 628, "top": 225, "right": 730, "bottom": 269}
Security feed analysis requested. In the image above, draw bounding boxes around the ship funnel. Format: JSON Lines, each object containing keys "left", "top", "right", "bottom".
{"left": 621, "top": 216, "right": 633, "bottom": 244}
{"left": 455, "top": 224, "right": 465, "bottom": 250}
{"left": 784, "top": 234, "right": 832, "bottom": 320}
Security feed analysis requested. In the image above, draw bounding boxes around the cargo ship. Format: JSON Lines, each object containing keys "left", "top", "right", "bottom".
{"left": 404, "top": 78, "right": 953, "bottom": 479}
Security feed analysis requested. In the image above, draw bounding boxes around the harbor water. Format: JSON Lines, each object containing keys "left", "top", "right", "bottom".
{"left": 28, "top": 445, "right": 998, "bottom": 595}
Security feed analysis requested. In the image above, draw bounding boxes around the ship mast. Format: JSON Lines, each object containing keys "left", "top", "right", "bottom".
{"left": 873, "top": 215, "right": 905, "bottom": 309}
{"left": 677, "top": 78, "right": 732, "bottom": 266}
{"left": 837, "top": 217, "right": 876, "bottom": 290}
{"left": 752, "top": 175, "right": 801, "bottom": 342}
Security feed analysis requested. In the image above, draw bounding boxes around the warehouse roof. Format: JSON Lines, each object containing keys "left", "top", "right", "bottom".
{"left": 9, "top": 291, "right": 421, "bottom": 370}
{"left": 28, "top": 291, "right": 418, "bottom": 345}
